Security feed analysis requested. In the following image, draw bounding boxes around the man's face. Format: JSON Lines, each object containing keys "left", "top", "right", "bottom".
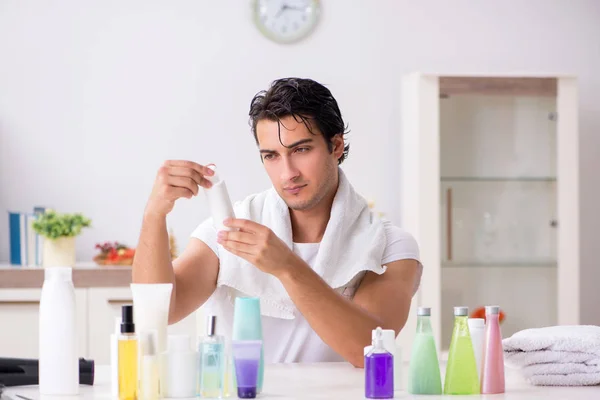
{"left": 256, "top": 115, "right": 343, "bottom": 211}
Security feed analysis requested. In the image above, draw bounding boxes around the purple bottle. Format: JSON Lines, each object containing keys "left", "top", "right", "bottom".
{"left": 365, "top": 327, "right": 394, "bottom": 399}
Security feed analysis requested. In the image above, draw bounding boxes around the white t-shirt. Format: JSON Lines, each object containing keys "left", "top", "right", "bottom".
{"left": 191, "top": 219, "right": 421, "bottom": 363}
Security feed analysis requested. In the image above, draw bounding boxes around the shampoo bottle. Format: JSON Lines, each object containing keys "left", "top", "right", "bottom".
{"left": 444, "top": 306, "right": 480, "bottom": 395}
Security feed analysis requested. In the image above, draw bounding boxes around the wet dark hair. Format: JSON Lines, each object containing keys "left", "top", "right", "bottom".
{"left": 248, "top": 77, "right": 350, "bottom": 164}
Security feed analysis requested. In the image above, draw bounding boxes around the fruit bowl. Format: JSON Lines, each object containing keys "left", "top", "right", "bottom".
{"left": 94, "top": 241, "right": 135, "bottom": 266}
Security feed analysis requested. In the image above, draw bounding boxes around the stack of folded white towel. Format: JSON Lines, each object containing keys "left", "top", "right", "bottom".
{"left": 503, "top": 325, "right": 600, "bottom": 386}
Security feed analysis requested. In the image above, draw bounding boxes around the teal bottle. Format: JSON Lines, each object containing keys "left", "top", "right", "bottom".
{"left": 407, "top": 307, "right": 443, "bottom": 394}
{"left": 444, "top": 306, "right": 480, "bottom": 395}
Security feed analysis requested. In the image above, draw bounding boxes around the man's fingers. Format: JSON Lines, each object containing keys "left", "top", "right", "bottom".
{"left": 164, "top": 160, "right": 215, "bottom": 179}
{"left": 222, "top": 240, "right": 255, "bottom": 256}
{"left": 167, "top": 176, "right": 199, "bottom": 196}
{"left": 223, "top": 218, "right": 261, "bottom": 233}
{"left": 168, "top": 167, "right": 212, "bottom": 189}
{"left": 219, "top": 230, "right": 256, "bottom": 245}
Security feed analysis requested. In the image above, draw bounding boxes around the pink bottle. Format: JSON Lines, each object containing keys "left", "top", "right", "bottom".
{"left": 480, "top": 305, "right": 505, "bottom": 394}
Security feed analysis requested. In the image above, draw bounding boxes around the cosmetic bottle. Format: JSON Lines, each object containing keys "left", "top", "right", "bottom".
{"left": 481, "top": 306, "right": 505, "bottom": 394}
{"left": 160, "top": 334, "right": 197, "bottom": 398}
{"left": 365, "top": 327, "right": 394, "bottom": 399}
{"left": 39, "top": 267, "right": 78, "bottom": 395}
{"left": 139, "top": 331, "right": 159, "bottom": 400}
{"left": 407, "top": 307, "right": 442, "bottom": 395}
{"left": 111, "top": 316, "right": 121, "bottom": 397}
{"left": 444, "top": 306, "right": 480, "bottom": 395}
{"left": 204, "top": 164, "right": 235, "bottom": 232}
{"left": 198, "top": 315, "right": 225, "bottom": 398}
{"left": 118, "top": 305, "right": 138, "bottom": 400}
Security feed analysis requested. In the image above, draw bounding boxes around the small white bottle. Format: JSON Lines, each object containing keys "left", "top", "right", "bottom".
{"left": 160, "top": 335, "right": 197, "bottom": 398}
{"left": 39, "top": 267, "right": 78, "bottom": 395}
{"left": 139, "top": 331, "right": 159, "bottom": 400}
{"left": 468, "top": 318, "right": 485, "bottom": 380}
{"left": 110, "top": 316, "right": 121, "bottom": 398}
{"left": 204, "top": 164, "right": 235, "bottom": 232}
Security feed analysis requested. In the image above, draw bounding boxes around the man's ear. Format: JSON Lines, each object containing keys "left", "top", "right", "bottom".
{"left": 331, "top": 134, "right": 345, "bottom": 159}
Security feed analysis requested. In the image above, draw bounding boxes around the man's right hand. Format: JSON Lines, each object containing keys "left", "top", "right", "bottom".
{"left": 145, "top": 160, "right": 215, "bottom": 217}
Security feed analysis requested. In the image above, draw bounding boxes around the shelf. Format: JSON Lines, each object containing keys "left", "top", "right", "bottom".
{"left": 442, "top": 261, "right": 556, "bottom": 268}
{"left": 441, "top": 176, "right": 556, "bottom": 182}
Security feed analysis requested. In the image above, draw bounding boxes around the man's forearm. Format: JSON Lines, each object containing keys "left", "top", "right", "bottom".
{"left": 132, "top": 212, "right": 175, "bottom": 287}
{"left": 277, "top": 259, "right": 383, "bottom": 367}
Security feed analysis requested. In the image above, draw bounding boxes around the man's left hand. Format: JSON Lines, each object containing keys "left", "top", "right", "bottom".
{"left": 217, "top": 218, "right": 297, "bottom": 277}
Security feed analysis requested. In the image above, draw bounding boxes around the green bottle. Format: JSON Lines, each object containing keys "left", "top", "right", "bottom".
{"left": 408, "top": 307, "right": 442, "bottom": 394}
{"left": 444, "top": 306, "right": 480, "bottom": 395}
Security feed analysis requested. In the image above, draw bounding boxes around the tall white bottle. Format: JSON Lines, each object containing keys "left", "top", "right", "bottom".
{"left": 204, "top": 164, "right": 235, "bottom": 232}
{"left": 39, "top": 267, "right": 78, "bottom": 395}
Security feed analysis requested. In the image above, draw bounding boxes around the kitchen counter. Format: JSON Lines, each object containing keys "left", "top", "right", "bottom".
{"left": 4, "top": 362, "right": 599, "bottom": 399}
{"left": 0, "top": 263, "right": 132, "bottom": 288}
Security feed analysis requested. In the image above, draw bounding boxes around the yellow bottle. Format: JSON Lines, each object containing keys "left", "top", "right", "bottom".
{"left": 118, "top": 305, "right": 138, "bottom": 400}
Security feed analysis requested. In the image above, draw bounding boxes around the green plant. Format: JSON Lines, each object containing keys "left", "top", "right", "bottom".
{"left": 32, "top": 210, "right": 91, "bottom": 240}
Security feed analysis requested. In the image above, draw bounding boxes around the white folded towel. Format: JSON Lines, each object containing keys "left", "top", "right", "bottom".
{"left": 215, "top": 168, "right": 387, "bottom": 319}
{"left": 503, "top": 325, "right": 600, "bottom": 386}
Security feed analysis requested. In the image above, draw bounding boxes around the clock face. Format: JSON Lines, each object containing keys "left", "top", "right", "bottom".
{"left": 253, "top": 0, "right": 320, "bottom": 44}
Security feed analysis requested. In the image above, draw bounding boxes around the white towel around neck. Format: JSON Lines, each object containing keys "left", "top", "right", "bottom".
{"left": 214, "top": 168, "right": 387, "bottom": 319}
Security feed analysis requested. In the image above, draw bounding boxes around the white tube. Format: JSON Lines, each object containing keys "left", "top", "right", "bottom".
{"left": 204, "top": 165, "right": 235, "bottom": 232}
{"left": 130, "top": 283, "right": 173, "bottom": 356}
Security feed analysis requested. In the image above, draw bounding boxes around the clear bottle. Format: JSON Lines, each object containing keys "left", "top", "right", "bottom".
{"left": 39, "top": 267, "right": 78, "bottom": 395}
{"left": 118, "top": 305, "right": 138, "bottom": 400}
{"left": 139, "top": 330, "right": 159, "bottom": 400}
{"left": 365, "top": 327, "right": 394, "bottom": 399}
{"left": 199, "top": 315, "right": 225, "bottom": 398}
{"left": 408, "top": 307, "right": 442, "bottom": 394}
{"left": 480, "top": 306, "right": 505, "bottom": 394}
{"left": 444, "top": 306, "right": 480, "bottom": 395}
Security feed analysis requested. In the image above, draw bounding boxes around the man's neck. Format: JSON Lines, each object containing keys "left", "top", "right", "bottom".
{"left": 290, "top": 176, "right": 339, "bottom": 244}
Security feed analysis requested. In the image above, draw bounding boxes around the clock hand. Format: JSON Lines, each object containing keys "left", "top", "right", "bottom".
{"left": 275, "top": 4, "right": 290, "bottom": 18}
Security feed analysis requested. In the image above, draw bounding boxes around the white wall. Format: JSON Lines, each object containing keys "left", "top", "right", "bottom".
{"left": 1, "top": 1, "right": 599, "bottom": 323}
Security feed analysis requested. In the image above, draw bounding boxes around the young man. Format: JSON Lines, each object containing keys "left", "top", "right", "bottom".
{"left": 132, "top": 78, "right": 421, "bottom": 367}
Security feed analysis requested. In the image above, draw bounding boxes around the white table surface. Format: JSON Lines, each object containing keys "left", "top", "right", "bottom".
{"left": 4, "top": 363, "right": 599, "bottom": 400}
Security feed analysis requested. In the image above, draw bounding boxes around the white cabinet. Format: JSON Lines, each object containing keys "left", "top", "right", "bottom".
{"left": 0, "top": 288, "right": 87, "bottom": 358}
{"left": 0, "top": 287, "right": 197, "bottom": 364}
{"left": 399, "top": 74, "right": 579, "bottom": 352}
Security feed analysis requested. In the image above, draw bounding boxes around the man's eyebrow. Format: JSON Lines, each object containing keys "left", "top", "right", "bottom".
{"left": 259, "top": 138, "right": 314, "bottom": 153}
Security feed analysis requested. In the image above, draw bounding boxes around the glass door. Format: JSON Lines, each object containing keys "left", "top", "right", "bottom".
{"left": 439, "top": 94, "right": 558, "bottom": 348}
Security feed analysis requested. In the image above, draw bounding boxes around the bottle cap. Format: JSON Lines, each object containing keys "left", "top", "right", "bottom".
{"left": 206, "top": 315, "right": 217, "bottom": 337}
{"left": 371, "top": 328, "right": 396, "bottom": 354}
{"left": 454, "top": 306, "right": 469, "bottom": 316}
{"left": 467, "top": 318, "right": 485, "bottom": 329}
{"left": 205, "top": 164, "right": 222, "bottom": 185}
{"left": 168, "top": 334, "right": 191, "bottom": 352}
{"left": 485, "top": 305, "right": 500, "bottom": 315}
{"left": 417, "top": 307, "right": 431, "bottom": 316}
{"left": 372, "top": 327, "right": 385, "bottom": 349}
{"left": 121, "top": 305, "right": 135, "bottom": 333}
